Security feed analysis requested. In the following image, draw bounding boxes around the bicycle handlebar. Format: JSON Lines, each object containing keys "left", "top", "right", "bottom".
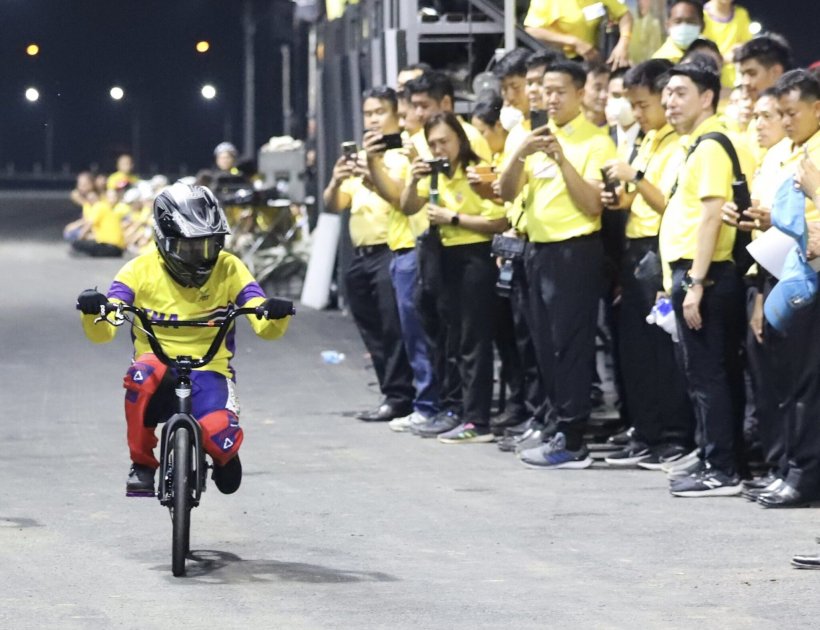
{"left": 99, "top": 302, "right": 289, "bottom": 370}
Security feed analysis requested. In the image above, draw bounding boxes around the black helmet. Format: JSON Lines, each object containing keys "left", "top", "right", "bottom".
{"left": 153, "top": 182, "right": 230, "bottom": 288}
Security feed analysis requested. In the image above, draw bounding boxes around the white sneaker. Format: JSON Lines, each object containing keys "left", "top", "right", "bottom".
{"left": 388, "top": 411, "right": 428, "bottom": 433}
{"left": 661, "top": 448, "right": 699, "bottom": 473}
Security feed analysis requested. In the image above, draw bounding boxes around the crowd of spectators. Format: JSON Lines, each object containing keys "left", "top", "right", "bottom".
{"left": 322, "top": 1, "right": 820, "bottom": 567}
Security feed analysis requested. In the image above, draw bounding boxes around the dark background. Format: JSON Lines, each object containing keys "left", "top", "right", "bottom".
{"left": 0, "top": 0, "right": 815, "bottom": 178}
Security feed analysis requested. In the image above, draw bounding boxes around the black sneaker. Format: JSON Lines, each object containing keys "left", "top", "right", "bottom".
{"left": 412, "top": 411, "right": 461, "bottom": 438}
{"left": 604, "top": 441, "right": 651, "bottom": 467}
{"left": 126, "top": 463, "right": 155, "bottom": 496}
{"left": 670, "top": 468, "right": 742, "bottom": 497}
{"left": 212, "top": 455, "right": 242, "bottom": 494}
{"left": 636, "top": 443, "right": 689, "bottom": 471}
{"left": 606, "top": 427, "right": 634, "bottom": 447}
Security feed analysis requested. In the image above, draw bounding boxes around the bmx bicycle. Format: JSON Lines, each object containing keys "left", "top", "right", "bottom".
{"left": 90, "top": 299, "right": 294, "bottom": 577}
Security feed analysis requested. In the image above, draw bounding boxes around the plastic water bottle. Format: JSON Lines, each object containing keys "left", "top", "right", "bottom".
{"left": 321, "top": 350, "right": 346, "bottom": 364}
{"left": 646, "top": 297, "right": 679, "bottom": 343}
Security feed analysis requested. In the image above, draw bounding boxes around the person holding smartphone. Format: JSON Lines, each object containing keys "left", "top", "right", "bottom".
{"left": 324, "top": 87, "right": 417, "bottom": 424}
{"left": 401, "top": 112, "right": 508, "bottom": 443}
{"left": 499, "top": 60, "right": 617, "bottom": 469}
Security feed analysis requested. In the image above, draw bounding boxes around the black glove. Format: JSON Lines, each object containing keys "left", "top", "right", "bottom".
{"left": 259, "top": 297, "right": 294, "bottom": 320}
{"left": 76, "top": 289, "right": 108, "bottom": 315}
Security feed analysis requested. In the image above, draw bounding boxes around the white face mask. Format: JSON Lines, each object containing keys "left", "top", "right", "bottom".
{"left": 669, "top": 23, "right": 702, "bottom": 49}
{"left": 605, "top": 97, "right": 636, "bottom": 129}
{"left": 499, "top": 106, "right": 524, "bottom": 131}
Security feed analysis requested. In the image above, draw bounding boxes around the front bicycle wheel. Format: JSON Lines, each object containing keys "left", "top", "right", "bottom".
{"left": 171, "top": 427, "right": 192, "bottom": 577}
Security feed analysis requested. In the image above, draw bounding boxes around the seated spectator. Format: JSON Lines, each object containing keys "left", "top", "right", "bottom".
{"left": 629, "top": 0, "right": 663, "bottom": 65}
{"left": 71, "top": 183, "right": 129, "bottom": 258}
{"left": 63, "top": 171, "right": 98, "bottom": 243}
{"left": 106, "top": 153, "right": 138, "bottom": 191}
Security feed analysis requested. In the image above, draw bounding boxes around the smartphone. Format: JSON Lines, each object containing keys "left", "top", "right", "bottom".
{"left": 341, "top": 141, "right": 358, "bottom": 160}
{"left": 530, "top": 109, "right": 548, "bottom": 130}
{"left": 381, "top": 133, "right": 403, "bottom": 150}
{"left": 600, "top": 168, "right": 617, "bottom": 195}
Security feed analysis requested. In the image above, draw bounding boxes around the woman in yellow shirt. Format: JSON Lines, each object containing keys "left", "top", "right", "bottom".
{"left": 401, "top": 112, "right": 508, "bottom": 443}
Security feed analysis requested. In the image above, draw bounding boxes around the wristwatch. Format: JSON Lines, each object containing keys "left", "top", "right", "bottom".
{"left": 632, "top": 170, "right": 645, "bottom": 184}
{"left": 450, "top": 213, "right": 460, "bottom": 226}
{"left": 683, "top": 272, "right": 713, "bottom": 289}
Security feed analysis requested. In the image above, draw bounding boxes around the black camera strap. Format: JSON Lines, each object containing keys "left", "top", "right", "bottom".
{"left": 668, "top": 131, "right": 746, "bottom": 199}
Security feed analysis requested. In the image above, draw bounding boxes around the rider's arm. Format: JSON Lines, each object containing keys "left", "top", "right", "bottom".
{"left": 232, "top": 262, "right": 290, "bottom": 339}
{"left": 81, "top": 268, "right": 136, "bottom": 343}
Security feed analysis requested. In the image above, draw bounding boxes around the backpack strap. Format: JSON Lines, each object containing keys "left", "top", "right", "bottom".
{"left": 668, "top": 131, "right": 746, "bottom": 199}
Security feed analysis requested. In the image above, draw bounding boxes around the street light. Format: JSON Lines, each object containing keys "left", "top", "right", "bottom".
{"left": 26, "top": 43, "right": 40, "bottom": 56}
{"left": 110, "top": 86, "right": 125, "bottom": 101}
{"left": 201, "top": 84, "right": 217, "bottom": 100}
{"left": 25, "top": 87, "right": 40, "bottom": 102}
{"left": 196, "top": 40, "right": 210, "bottom": 53}
{"left": 749, "top": 21, "right": 762, "bottom": 35}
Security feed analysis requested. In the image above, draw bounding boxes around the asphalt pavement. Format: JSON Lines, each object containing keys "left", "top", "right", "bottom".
{"left": 1, "top": 203, "right": 819, "bottom": 629}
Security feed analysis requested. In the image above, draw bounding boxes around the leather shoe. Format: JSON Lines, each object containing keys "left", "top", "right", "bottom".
{"left": 757, "top": 483, "right": 816, "bottom": 508}
{"left": 792, "top": 554, "right": 820, "bottom": 569}
{"left": 742, "top": 471, "right": 779, "bottom": 490}
{"left": 357, "top": 403, "right": 410, "bottom": 422}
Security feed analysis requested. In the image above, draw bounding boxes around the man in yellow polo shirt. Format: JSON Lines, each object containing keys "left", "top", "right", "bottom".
{"left": 659, "top": 61, "right": 753, "bottom": 497}
{"left": 651, "top": 0, "right": 704, "bottom": 64}
{"left": 599, "top": 58, "right": 695, "bottom": 469}
{"left": 499, "top": 60, "right": 616, "bottom": 469}
{"left": 754, "top": 70, "right": 820, "bottom": 510}
{"left": 323, "top": 86, "right": 416, "bottom": 424}
{"left": 523, "top": 0, "right": 633, "bottom": 69}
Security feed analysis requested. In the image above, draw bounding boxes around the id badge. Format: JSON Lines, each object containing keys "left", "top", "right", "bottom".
{"left": 582, "top": 2, "right": 606, "bottom": 21}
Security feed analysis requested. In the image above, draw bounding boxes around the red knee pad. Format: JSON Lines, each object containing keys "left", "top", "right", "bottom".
{"left": 199, "top": 410, "right": 244, "bottom": 467}
{"left": 123, "top": 354, "right": 168, "bottom": 469}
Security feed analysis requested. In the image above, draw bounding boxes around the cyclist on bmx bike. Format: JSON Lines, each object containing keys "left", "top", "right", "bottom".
{"left": 77, "top": 182, "right": 294, "bottom": 497}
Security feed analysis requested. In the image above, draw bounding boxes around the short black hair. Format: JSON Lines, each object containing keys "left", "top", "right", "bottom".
{"left": 525, "top": 49, "right": 565, "bottom": 72}
{"left": 609, "top": 67, "right": 629, "bottom": 83}
{"left": 758, "top": 87, "right": 778, "bottom": 100}
{"left": 405, "top": 70, "right": 454, "bottom": 103}
{"left": 669, "top": 0, "right": 704, "bottom": 24}
{"left": 680, "top": 51, "right": 720, "bottom": 75}
{"left": 774, "top": 69, "right": 820, "bottom": 102}
{"left": 734, "top": 34, "right": 794, "bottom": 71}
{"left": 668, "top": 60, "right": 721, "bottom": 112}
{"left": 472, "top": 95, "right": 503, "bottom": 127}
{"left": 547, "top": 60, "right": 588, "bottom": 89}
{"left": 362, "top": 86, "right": 398, "bottom": 113}
{"left": 493, "top": 48, "right": 530, "bottom": 80}
{"left": 583, "top": 60, "right": 611, "bottom": 78}
{"left": 684, "top": 38, "right": 720, "bottom": 59}
{"left": 624, "top": 58, "right": 674, "bottom": 94}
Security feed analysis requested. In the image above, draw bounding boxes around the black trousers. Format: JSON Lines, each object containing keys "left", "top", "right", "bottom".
{"left": 440, "top": 242, "right": 497, "bottom": 427}
{"left": 619, "top": 237, "right": 694, "bottom": 447}
{"left": 768, "top": 294, "right": 820, "bottom": 495}
{"left": 525, "top": 235, "right": 604, "bottom": 449}
{"left": 670, "top": 260, "right": 745, "bottom": 476}
{"left": 416, "top": 232, "right": 462, "bottom": 413}
{"left": 745, "top": 279, "right": 783, "bottom": 471}
{"left": 496, "top": 258, "right": 544, "bottom": 420}
{"left": 345, "top": 245, "right": 415, "bottom": 408}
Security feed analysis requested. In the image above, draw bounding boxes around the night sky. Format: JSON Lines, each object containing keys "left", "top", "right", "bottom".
{"left": 2, "top": 0, "right": 295, "bottom": 178}
{"left": 1, "top": 1, "right": 816, "bottom": 179}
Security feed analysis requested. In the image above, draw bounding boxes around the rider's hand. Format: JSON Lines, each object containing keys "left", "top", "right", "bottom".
{"left": 258, "top": 297, "right": 295, "bottom": 320}
{"left": 76, "top": 289, "right": 108, "bottom": 315}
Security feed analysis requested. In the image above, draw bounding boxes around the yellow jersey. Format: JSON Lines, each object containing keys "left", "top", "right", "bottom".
{"left": 659, "top": 115, "right": 755, "bottom": 265}
{"left": 522, "top": 112, "right": 617, "bottom": 243}
{"left": 703, "top": 4, "right": 753, "bottom": 88}
{"left": 81, "top": 250, "right": 289, "bottom": 378}
{"left": 523, "top": 0, "right": 630, "bottom": 57}
{"left": 651, "top": 37, "right": 686, "bottom": 63}
{"left": 415, "top": 163, "right": 506, "bottom": 247}
{"left": 625, "top": 124, "right": 679, "bottom": 239}
{"left": 778, "top": 130, "right": 820, "bottom": 224}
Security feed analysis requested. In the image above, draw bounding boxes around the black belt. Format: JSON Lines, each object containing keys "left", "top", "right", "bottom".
{"left": 353, "top": 244, "right": 389, "bottom": 257}
{"left": 530, "top": 232, "right": 601, "bottom": 248}
{"left": 392, "top": 247, "right": 415, "bottom": 255}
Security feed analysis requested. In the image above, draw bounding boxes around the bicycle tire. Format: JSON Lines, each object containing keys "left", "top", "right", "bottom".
{"left": 171, "top": 427, "right": 192, "bottom": 577}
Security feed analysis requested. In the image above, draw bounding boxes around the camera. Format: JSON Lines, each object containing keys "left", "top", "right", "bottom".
{"left": 341, "top": 141, "right": 358, "bottom": 160}
{"left": 424, "top": 158, "right": 451, "bottom": 175}
{"left": 381, "top": 133, "right": 403, "bottom": 150}
{"left": 491, "top": 234, "right": 526, "bottom": 298}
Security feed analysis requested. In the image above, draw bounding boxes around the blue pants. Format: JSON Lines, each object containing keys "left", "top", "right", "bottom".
{"left": 390, "top": 249, "right": 439, "bottom": 417}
